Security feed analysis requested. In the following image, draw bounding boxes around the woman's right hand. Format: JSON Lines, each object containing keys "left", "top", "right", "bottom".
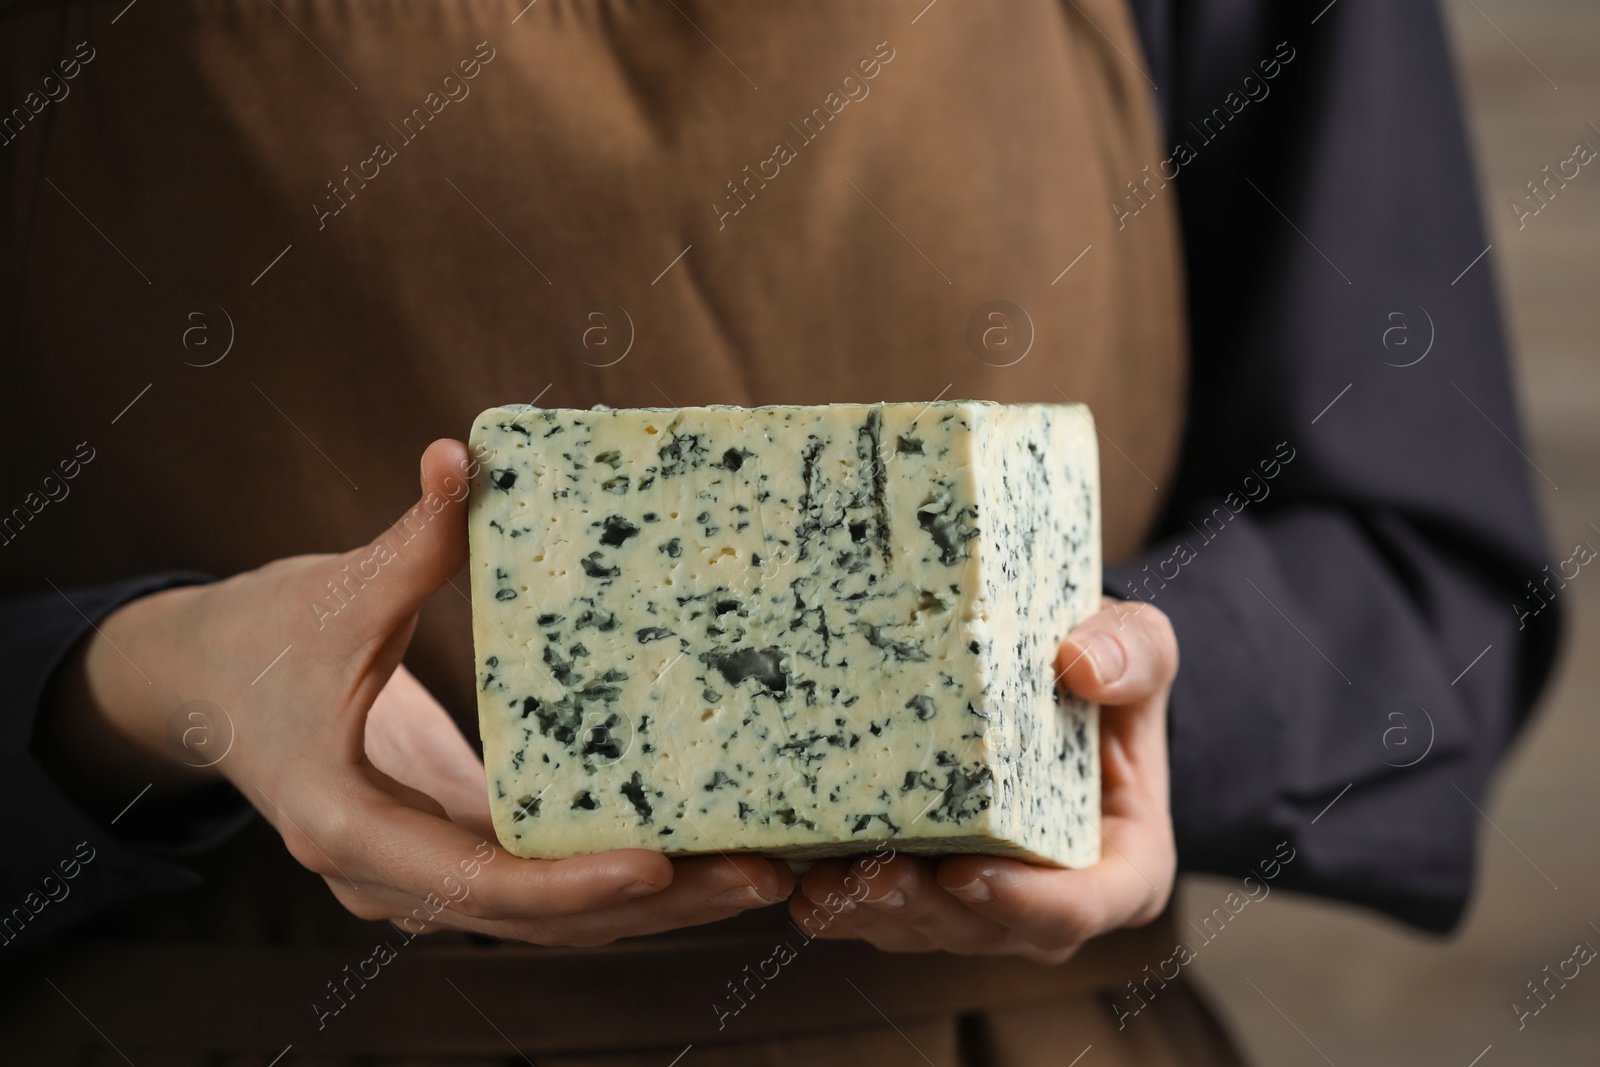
{"left": 40, "top": 439, "right": 791, "bottom": 946}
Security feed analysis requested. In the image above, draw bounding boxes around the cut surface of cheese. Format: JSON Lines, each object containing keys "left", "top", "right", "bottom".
{"left": 467, "top": 401, "right": 1101, "bottom": 867}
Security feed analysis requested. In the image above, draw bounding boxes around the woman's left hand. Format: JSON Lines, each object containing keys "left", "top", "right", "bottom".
{"left": 788, "top": 598, "right": 1178, "bottom": 964}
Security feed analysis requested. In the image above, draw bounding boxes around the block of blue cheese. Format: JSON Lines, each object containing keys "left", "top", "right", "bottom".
{"left": 467, "top": 401, "right": 1101, "bottom": 867}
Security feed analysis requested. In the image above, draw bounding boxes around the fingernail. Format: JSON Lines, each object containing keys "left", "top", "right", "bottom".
{"left": 868, "top": 889, "right": 906, "bottom": 910}
{"left": 947, "top": 878, "right": 992, "bottom": 903}
{"left": 1079, "top": 632, "right": 1126, "bottom": 685}
{"left": 711, "top": 885, "right": 773, "bottom": 908}
{"left": 621, "top": 881, "right": 664, "bottom": 899}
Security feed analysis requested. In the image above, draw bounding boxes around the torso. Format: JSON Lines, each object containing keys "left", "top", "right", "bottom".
{"left": 0, "top": 0, "right": 1188, "bottom": 1052}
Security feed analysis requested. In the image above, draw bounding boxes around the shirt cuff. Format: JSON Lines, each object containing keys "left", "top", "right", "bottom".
{"left": 0, "top": 574, "right": 255, "bottom": 949}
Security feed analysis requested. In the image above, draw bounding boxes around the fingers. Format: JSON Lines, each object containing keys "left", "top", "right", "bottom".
{"left": 283, "top": 784, "right": 673, "bottom": 919}
{"left": 325, "top": 849, "right": 791, "bottom": 948}
{"left": 331, "top": 439, "right": 474, "bottom": 641}
{"left": 320, "top": 783, "right": 788, "bottom": 925}
{"left": 935, "top": 849, "right": 1169, "bottom": 953}
{"left": 1056, "top": 598, "right": 1178, "bottom": 706}
{"left": 795, "top": 855, "right": 1005, "bottom": 955}
{"left": 521, "top": 855, "right": 793, "bottom": 947}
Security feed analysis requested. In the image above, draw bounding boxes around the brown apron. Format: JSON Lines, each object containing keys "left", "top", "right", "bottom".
{"left": 0, "top": 0, "right": 1216, "bottom": 1061}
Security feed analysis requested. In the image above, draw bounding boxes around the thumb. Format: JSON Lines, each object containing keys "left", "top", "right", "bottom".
{"left": 327, "top": 439, "right": 473, "bottom": 640}
{"left": 1056, "top": 598, "right": 1178, "bottom": 706}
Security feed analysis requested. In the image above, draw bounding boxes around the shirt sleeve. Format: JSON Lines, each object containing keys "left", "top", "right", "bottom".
{"left": 0, "top": 575, "right": 255, "bottom": 949}
{"left": 1118, "top": 0, "right": 1563, "bottom": 931}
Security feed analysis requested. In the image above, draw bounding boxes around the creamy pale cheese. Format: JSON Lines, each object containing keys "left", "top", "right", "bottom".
{"left": 467, "top": 402, "right": 1100, "bottom": 867}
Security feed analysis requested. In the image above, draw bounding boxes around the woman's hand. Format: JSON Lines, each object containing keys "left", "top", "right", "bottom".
{"left": 362, "top": 662, "right": 497, "bottom": 840}
{"left": 43, "top": 439, "right": 791, "bottom": 946}
{"left": 788, "top": 598, "right": 1178, "bottom": 964}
